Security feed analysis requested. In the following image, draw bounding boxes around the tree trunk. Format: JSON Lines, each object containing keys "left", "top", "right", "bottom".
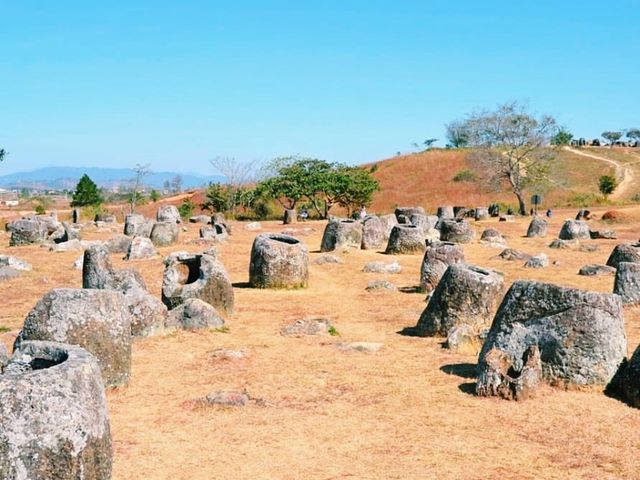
{"left": 515, "top": 191, "right": 527, "bottom": 216}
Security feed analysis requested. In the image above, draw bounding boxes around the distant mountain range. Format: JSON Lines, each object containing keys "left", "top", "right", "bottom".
{"left": 0, "top": 167, "right": 224, "bottom": 191}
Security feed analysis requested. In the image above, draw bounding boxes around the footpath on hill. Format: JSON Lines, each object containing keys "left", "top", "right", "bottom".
{"left": 564, "top": 146, "right": 636, "bottom": 200}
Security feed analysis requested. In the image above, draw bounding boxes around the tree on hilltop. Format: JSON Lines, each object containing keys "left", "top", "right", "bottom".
{"left": 602, "top": 131, "right": 623, "bottom": 147}
{"left": 71, "top": 174, "right": 103, "bottom": 207}
{"left": 448, "top": 101, "right": 559, "bottom": 215}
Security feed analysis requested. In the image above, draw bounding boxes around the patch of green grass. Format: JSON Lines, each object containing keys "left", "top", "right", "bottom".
{"left": 452, "top": 169, "right": 476, "bottom": 182}
{"left": 0, "top": 326, "right": 10, "bottom": 334}
{"left": 328, "top": 326, "right": 339, "bottom": 336}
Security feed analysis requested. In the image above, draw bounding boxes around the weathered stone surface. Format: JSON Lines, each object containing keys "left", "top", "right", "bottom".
{"left": 614, "top": 262, "right": 640, "bottom": 305}
{"left": 366, "top": 279, "right": 397, "bottom": 291}
{"left": 200, "top": 225, "right": 223, "bottom": 242}
{"left": 8, "top": 219, "right": 48, "bottom": 246}
{"left": 476, "top": 345, "right": 542, "bottom": 401}
{"left": 280, "top": 318, "right": 332, "bottom": 337}
{"left": 106, "top": 234, "right": 132, "bottom": 254}
{"left": 249, "top": 234, "right": 308, "bottom": 289}
{"left": 94, "top": 213, "right": 116, "bottom": 223}
{"left": 150, "top": 222, "right": 179, "bottom": 247}
{"left": 125, "top": 236, "right": 158, "bottom": 260}
{"left": 499, "top": 215, "right": 515, "bottom": 222}
{"left": 446, "top": 325, "right": 485, "bottom": 355}
{"left": 0, "top": 267, "right": 20, "bottom": 281}
{"left": 166, "top": 298, "right": 225, "bottom": 330}
{"left": 477, "top": 280, "right": 626, "bottom": 390}
{"left": 496, "top": 248, "right": 531, "bottom": 261}
{"left": 620, "top": 345, "right": 640, "bottom": 408}
{"left": 437, "top": 206, "right": 454, "bottom": 219}
{"left": 524, "top": 253, "right": 549, "bottom": 269}
{"left": 579, "top": 243, "right": 598, "bottom": 253}
{"left": 410, "top": 214, "right": 438, "bottom": 235}
{"left": 394, "top": 207, "right": 425, "bottom": 224}
{"left": 320, "top": 219, "right": 363, "bottom": 252}
{"left": 590, "top": 229, "right": 617, "bottom": 240}
{"left": 200, "top": 390, "right": 249, "bottom": 407}
{"left": 475, "top": 207, "right": 489, "bottom": 221}
{"left": 125, "top": 291, "right": 168, "bottom": 337}
{"left": 559, "top": 219, "right": 590, "bottom": 240}
{"left": 0, "top": 341, "right": 112, "bottom": 479}
{"left": 49, "top": 238, "right": 82, "bottom": 252}
{"left": 244, "top": 222, "right": 262, "bottom": 231}
{"left": 439, "top": 219, "right": 475, "bottom": 243}
{"left": 0, "top": 343, "right": 7, "bottom": 369}
{"left": 526, "top": 216, "right": 548, "bottom": 238}
{"left": 16, "top": 288, "right": 132, "bottom": 387}
{"left": 578, "top": 264, "right": 616, "bottom": 276}
{"left": 419, "top": 241, "right": 465, "bottom": 293}
{"left": 72, "top": 207, "right": 81, "bottom": 223}
{"left": 416, "top": 264, "right": 504, "bottom": 337}
{"left": 314, "top": 254, "right": 344, "bottom": 265}
{"left": 0, "top": 255, "right": 32, "bottom": 271}
{"left": 548, "top": 239, "right": 571, "bottom": 249}
{"left": 124, "top": 214, "right": 154, "bottom": 237}
{"left": 162, "top": 252, "right": 234, "bottom": 314}
{"left": 362, "top": 261, "right": 402, "bottom": 274}
{"left": 361, "top": 215, "right": 385, "bottom": 250}
{"left": 606, "top": 243, "right": 640, "bottom": 269}
{"left": 156, "top": 205, "right": 181, "bottom": 224}
{"left": 378, "top": 214, "right": 398, "bottom": 240}
{"left": 576, "top": 209, "right": 592, "bottom": 220}
{"left": 283, "top": 209, "right": 297, "bottom": 224}
{"left": 189, "top": 215, "right": 211, "bottom": 224}
{"left": 480, "top": 228, "right": 505, "bottom": 245}
{"left": 385, "top": 225, "right": 425, "bottom": 254}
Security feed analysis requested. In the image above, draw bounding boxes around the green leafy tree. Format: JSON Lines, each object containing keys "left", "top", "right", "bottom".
{"left": 201, "top": 182, "right": 231, "bottom": 213}
{"left": 551, "top": 129, "right": 573, "bottom": 146}
{"left": 599, "top": 175, "right": 618, "bottom": 198}
{"left": 149, "top": 189, "right": 161, "bottom": 202}
{"left": 178, "top": 199, "right": 195, "bottom": 219}
{"left": 626, "top": 128, "right": 640, "bottom": 143}
{"left": 333, "top": 166, "right": 379, "bottom": 216}
{"left": 451, "top": 101, "right": 558, "bottom": 215}
{"left": 602, "top": 131, "right": 623, "bottom": 147}
{"left": 0, "top": 148, "right": 6, "bottom": 162}
{"left": 71, "top": 174, "right": 103, "bottom": 207}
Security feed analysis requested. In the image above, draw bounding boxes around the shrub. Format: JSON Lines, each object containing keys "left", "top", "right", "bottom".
{"left": 452, "top": 169, "right": 476, "bottom": 182}
{"left": 178, "top": 200, "right": 195, "bottom": 220}
{"left": 599, "top": 175, "right": 618, "bottom": 197}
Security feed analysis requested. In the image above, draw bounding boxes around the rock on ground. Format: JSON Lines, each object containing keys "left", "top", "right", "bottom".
{"left": 0, "top": 341, "right": 112, "bottom": 479}
{"left": 280, "top": 318, "right": 332, "bottom": 337}
{"left": 613, "top": 262, "right": 640, "bottom": 305}
{"left": 385, "top": 225, "right": 426, "bottom": 254}
{"left": 606, "top": 243, "right": 640, "bottom": 269}
{"left": 362, "top": 261, "right": 402, "bottom": 274}
{"left": 578, "top": 264, "right": 616, "bottom": 276}
{"left": 477, "top": 280, "right": 626, "bottom": 393}
{"left": 320, "top": 219, "right": 363, "bottom": 252}
{"left": 524, "top": 253, "right": 549, "bottom": 269}
{"left": 166, "top": 298, "right": 225, "bottom": 330}
{"left": 249, "top": 234, "right": 309, "bottom": 289}
{"left": 16, "top": 288, "right": 132, "bottom": 387}
{"left": 558, "top": 219, "right": 590, "bottom": 240}
{"left": 419, "top": 241, "right": 465, "bottom": 293}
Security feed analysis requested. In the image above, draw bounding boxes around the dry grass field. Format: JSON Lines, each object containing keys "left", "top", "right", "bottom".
{"left": 1, "top": 205, "right": 640, "bottom": 479}
{"left": 368, "top": 148, "right": 620, "bottom": 213}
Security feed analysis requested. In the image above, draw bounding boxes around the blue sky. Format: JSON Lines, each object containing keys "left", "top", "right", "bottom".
{"left": 1, "top": 1, "right": 638, "bottom": 175}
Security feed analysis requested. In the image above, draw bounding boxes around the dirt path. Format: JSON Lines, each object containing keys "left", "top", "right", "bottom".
{"left": 564, "top": 146, "right": 635, "bottom": 200}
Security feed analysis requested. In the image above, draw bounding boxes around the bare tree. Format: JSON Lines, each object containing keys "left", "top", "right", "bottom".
{"left": 209, "top": 157, "right": 261, "bottom": 214}
{"left": 130, "top": 163, "right": 151, "bottom": 214}
{"left": 170, "top": 174, "right": 183, "bottom": 193}
{"left": 455, "top": 101, "right": 558, "bottom": 215}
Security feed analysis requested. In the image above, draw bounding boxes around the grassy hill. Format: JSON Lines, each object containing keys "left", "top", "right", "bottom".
{"left": 367, "top": 147, "right": 625, "bottom": 214}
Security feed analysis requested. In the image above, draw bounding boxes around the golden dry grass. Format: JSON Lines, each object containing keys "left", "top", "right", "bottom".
{"left": 1, "top": 208, "right": 640, "bottom": 479}
{"left": 368, "top": 148, "right": 617, "bottom": 213}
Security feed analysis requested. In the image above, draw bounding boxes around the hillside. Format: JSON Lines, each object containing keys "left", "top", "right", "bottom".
{"left": 367, "top": 148, "right": 625, "bottom": 213}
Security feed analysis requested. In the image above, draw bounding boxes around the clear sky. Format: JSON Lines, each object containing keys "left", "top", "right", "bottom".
{"left": 1, "top": 1, "right": 638, "bottom": 175}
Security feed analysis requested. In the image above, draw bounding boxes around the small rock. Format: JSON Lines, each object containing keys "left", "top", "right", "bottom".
{"left": 314, "top": 254, "right": 344, "bottom": 265}
{"left": 362, "top": 261, "right": 402, "bottom": 274}
{"left": 365, "top": 280, "right": 397, "bottom": 292}
{"left": 280, "top": 318, "right": 332, "bottom": 337}
{"left": 244, "top": 222, "right": 262, "bottom": 231}
{"left": 524, "top": 253, "right": 548, "bottom": 269}
{"left": 49, "top": 239, "right": 82, "bottom": 252}
{"left": 590, "top": 230, "right": 617, "bottom": 240}
{"left": 499, "top": 215, "right": 515, "bottom": 222}
{"left": 125, "top": 236, "right": 158, "bottom": 260}
{"left": 0, "top": 255, "right": 32, "bottom": 271}
{"left": 614, "top": 262, "right": 640, "bottom": 305}
{"left": 166, "top": 298, "right": 225, "bottom": 330}
{"left": 578, "top": 264, "right": 616, "bottom": 276}
{"left": 337, "top": 342, "right": 384, "bottom": 354}
{"left": 578, "top": 244, "right": 598, "bottom": 253}
{"left": 0, "top": 267, "right": 20, "bottom": 281}
{"left": 496, "top": 249, "right": 531, "bottom": 261}
{"left": 202, "top": 390, "right": 248, "bottom": 407}
{"left": 548, "top": 239, "right": 571, "bottom": 249}
{"left": 210, "top": 349, "right": 248, "bottom": 361}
